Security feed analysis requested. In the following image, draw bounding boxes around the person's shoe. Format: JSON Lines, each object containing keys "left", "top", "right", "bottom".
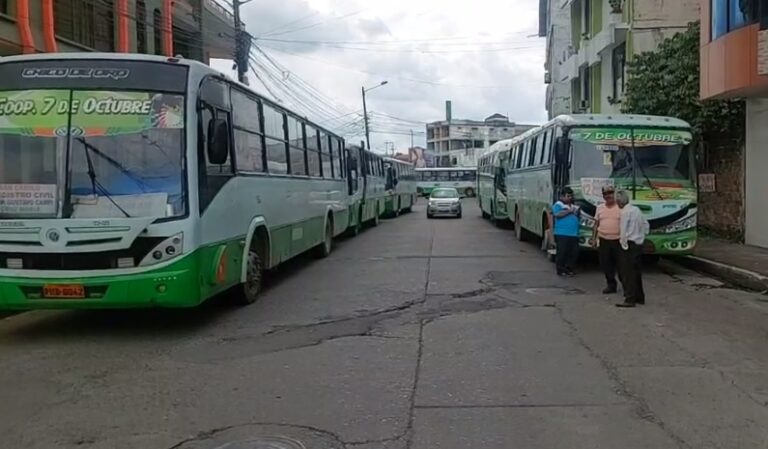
{"left": 602, "top": 286, "right": 617, "bottom": 294}
{"left": 566, "top": 270, "right": 576, "bottom": 277}
{"left": 557, "top": 271, "right": 568, "bottom": 277}
{"left": 615, "top": 302, "right": 636, "bottom": 308}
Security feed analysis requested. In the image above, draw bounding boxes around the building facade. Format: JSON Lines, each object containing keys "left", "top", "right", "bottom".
{"left": 700, "top": 0, "right": 768, "bottom": 248}
{"left": 426, "top": 114, "right": 536, "bottom": 167}
{"left": 0, "top": 0, "right": 236, "bottom": 62}
{"left": 554, "top": 0, "right": 698, "bottom": 114}
{"left": 540, "top": 0, "right": 574, "bottom": 118}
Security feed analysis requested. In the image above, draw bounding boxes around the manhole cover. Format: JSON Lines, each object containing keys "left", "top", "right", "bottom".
{"left": 215, "top": 437, "right": 306, "bottom": 449}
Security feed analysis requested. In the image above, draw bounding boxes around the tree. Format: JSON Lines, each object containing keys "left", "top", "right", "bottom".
{"left": 622, "top": 21, "right": 744, "bottom": 141}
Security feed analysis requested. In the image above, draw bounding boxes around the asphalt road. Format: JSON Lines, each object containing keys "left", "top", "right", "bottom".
{"left": 2, "top": 201, "right": 768, "bottom": 449}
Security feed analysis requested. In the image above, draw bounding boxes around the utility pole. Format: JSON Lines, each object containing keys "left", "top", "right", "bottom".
{"left": 233, "top": 0, "right": 253, "bottom": 85}
{"left": 410, "top": 129, "right": 414, "bottom": 149}
{"left": 362, "top": 86, "right": 371, "bottom": 150}
{"left": 361, "top": 81, "right": 388, "bottom": 150}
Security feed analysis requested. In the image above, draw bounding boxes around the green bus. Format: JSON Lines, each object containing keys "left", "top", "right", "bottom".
{"left": 345, "top": 144, "right": 388, "bottom": 232}
{"left": 477, "top": 141, "right": 513, "bottom": 224}
{"left": 416, "top": 167, "right": 477, "bottom": 198}
{"left": 384, "top": 158, "right": 417, "bottom": 217}
{"left": 0, "top": 53, "right": 384, "bottom": 310}
{"left": 504, "top": 114, "right": 697, "bottom": 256}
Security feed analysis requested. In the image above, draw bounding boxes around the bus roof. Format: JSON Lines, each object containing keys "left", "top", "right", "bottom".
{"left": 551, "top": 114, "right": 692, "bottom": 129}
{"left": 1, "top": 53, "right": 354, "bottom": 140}
{"left": 415, "top": 167, "right": 476, "bottom": 171}
{"left": 383, "top": 157, "right": 414, "bottom": 166}
{"left": 0, "top": 51, "right": 206, "bottom": 68}
{"left": 482, "top": 113, "right": 693, "bottom": 155}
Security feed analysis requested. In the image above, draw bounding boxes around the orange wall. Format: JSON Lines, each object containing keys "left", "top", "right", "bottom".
{"left": 700, "top": 1, "right": 768, "bottom": 99}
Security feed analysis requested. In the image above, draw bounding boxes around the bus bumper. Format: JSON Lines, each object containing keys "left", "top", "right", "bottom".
{"left": 0, "top": 255, "right": 201, "bottom": 310}
{"left": 575, "top": 230, "right": 697, "bottom": 255}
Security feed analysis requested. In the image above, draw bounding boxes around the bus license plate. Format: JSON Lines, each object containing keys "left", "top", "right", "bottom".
{"left": 42, "top": 284, "right": 86, "bottom": 299}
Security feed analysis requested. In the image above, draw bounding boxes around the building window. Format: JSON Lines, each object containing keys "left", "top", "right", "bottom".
{"left": 711, "top": 0, "right": 758, "bottom": 40}
{"left": 153, "top": 9, "right": 163, "bottom": 55}
{"left": 55, "top": 0, "right": 115, "bottom": 51}
{"left": 0, "top": 0, "right": 7, "bottom": 15}
{"left": 582, "top": 0, "right": 591, "bottom": 37}
{"left": 579, "top": 65, "right": 591, "bottom": 110}
{"left": 612, "top": 43, "right": 626, "bottom": 100}
{"left": 137, "top": 0, "right": 147, "bottom": 54}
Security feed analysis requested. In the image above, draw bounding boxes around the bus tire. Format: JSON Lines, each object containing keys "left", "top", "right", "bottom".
{"left": 515, "top": 209, "right": 527, "bottom": 241}
{"left": 465, "top": 187, "right": 475, "bottom": 198}
{"left": 315, "top": 215, "right": 334, "bottom": 258}
{"left": 482, "top": 210, "right": 490, "bottom": 219}
{"left": 346, "top": 210, "right": 361, "bottom": 237}
{"left": 235, "top": 245, "right": 264, "bottom": 306}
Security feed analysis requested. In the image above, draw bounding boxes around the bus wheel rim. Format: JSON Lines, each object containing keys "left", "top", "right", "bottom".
{"left": 245, "top": 251, "right": 262, "bottom": 297}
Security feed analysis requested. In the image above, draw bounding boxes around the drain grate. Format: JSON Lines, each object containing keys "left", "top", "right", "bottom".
{"left": 214, "top": 437, "right": 306, "bottom": 449}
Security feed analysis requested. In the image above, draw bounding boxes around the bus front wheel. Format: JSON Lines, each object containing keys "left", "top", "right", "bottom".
{"left": 236, "top": 248, "right": 264, "bottom": 305}
{"left": 315, "top": 216, "right": 334, "bottom": 258}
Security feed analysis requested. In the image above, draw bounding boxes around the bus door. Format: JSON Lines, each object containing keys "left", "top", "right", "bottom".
{"left": 494, "top": 152, "right": 509, "bottom": 206}
{"left": 347, "top": 146, "right": 362, "bottom": 197}
{"left": 553, "top": 129, "right": 570, "bottom": 201}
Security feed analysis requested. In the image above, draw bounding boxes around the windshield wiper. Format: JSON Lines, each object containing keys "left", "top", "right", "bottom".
{"left": 79, "top": 138, "right": 132, "bottom": 218}
{"left": 631, "top": 152, "right": 665, "bottom": 201}
{"left": 628, "top": 130, "right": 664, "bottom": 202}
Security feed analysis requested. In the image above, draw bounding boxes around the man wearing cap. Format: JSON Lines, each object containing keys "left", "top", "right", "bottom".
{"left": 591, "top": 186, "right": 622, "bottom": 294}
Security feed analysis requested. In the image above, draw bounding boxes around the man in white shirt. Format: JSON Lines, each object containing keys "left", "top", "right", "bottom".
{"left": 615, "top": 190, "right": 650, "bottom": 308}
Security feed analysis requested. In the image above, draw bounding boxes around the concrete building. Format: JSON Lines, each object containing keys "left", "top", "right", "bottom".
{"left": 559, "top": 0, "right": 698, "bottom": 114}
{"left": 0, "top": 0, "right": 237, "bottom": 62}
{"left": 427, "top": 108, "right": 536, "bottom": 167}
{"left": 699, "top": 0, "right": 767, "bottom": 248}
{"left": 540, "top": 0, "right": 573, "bottom": 118}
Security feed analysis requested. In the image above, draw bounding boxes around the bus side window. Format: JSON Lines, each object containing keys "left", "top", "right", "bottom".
{"left": 198, "top": 77, "right": 234, "bottom": 213}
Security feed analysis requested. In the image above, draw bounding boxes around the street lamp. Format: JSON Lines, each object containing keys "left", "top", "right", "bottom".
{"left": 362, "top": 81, "right": 388, "bottom": 150}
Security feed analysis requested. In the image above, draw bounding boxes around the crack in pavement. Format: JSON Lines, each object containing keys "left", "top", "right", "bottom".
{"left": 554, "top": 304, "right": 694, "bottom": 449}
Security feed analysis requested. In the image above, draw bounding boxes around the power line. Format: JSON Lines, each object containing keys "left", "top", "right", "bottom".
{"left": 263, "top": 41, "right": 542, "bottom": 54}
{"left": 256, "top": 36, "right": 537, "bottom": 47}
{"left": 262, "top": 9, "right": 368, "bottom": 37}
{"left": 259, "top": 44, "right": 531, "bottom": 90}
{"left": 256, "top": 11, "right": 319, "bottom": 37}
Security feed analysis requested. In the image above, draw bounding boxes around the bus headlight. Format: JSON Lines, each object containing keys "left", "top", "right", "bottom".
{"left": 662, "top": 214, "right": 697, "bottom": 234}
{"left": 139, "top": 233, "right": 183, "bottom": 267}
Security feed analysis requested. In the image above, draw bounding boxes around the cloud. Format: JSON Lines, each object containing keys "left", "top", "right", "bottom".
{"left": 230, "top": 0, "right": 547, "bottom": 151}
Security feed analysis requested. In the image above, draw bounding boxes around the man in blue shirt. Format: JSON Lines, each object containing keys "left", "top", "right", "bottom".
{"left": 552, "top": 187, "right": 581, "bottom": 276}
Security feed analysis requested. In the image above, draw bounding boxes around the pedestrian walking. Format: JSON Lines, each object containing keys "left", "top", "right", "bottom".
{"left": 615, "top": 190, "right": 650, "bottom": 308}
{"left": 591, "top": 186, "right": 622, "bottom": 294}
{"left": 552, "top": 187, "right": 580, "bottom": 276}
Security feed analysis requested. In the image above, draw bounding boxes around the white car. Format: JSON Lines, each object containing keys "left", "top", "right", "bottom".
{"left": 427, "top": 188, "right": 462, "bottom": 219}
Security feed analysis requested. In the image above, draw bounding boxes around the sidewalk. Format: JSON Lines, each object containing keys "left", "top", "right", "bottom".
{"left": 670, "top": 237, "right": 768, "bottom": 292}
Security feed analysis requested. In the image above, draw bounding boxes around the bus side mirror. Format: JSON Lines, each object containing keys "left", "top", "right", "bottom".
{"left": 207, "top": 119, "right": 229, "bottom": 165}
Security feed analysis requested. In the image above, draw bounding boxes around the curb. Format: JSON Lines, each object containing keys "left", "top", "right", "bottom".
{"left": 669, "top": 255, "right": 768, "bottom": 292}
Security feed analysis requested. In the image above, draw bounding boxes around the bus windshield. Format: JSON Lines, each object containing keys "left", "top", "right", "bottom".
{"left": 0, "top": 89, "right": 185, "bottom": 219}
{"left": 570, "top": 127, "right": 694, "bottom": 186}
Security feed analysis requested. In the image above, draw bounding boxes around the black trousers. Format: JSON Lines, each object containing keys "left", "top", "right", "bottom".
{"left": 620, "top": 242, "right": 645, "bottom": 304}
{"left": 598, "top": 238, "right": 621, "bottom": 289}
{"left": 555, "top": 235, "right": 579, "bottom": 273}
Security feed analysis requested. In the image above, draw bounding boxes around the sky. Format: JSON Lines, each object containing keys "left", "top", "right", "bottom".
{"left": 211, "top": 0, "right": 547, "bottom": 153}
